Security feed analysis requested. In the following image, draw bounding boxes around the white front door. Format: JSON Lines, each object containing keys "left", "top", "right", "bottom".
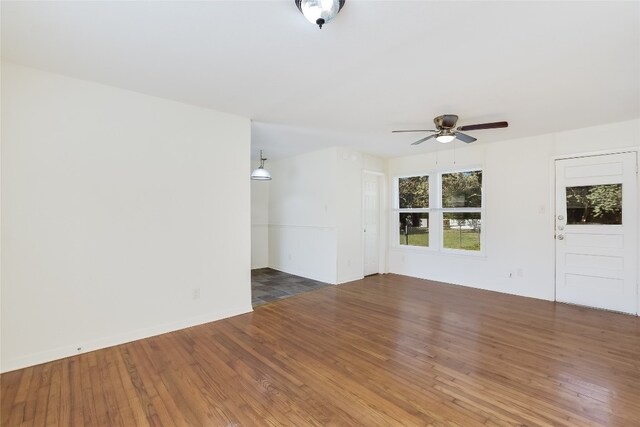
{"left": 363, "top": 172, "right": 380, "bottom": 276}
{"left": 555, "top": 152, "right": 638, "bottom": 314}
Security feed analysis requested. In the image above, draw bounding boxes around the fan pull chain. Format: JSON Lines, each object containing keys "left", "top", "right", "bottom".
{"left": 453, "top": 140, "right": 456, "bottom": 165}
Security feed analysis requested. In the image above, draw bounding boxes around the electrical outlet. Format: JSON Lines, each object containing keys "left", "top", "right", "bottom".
{"left": 193, "top": 288, "right": 201, "bottom": 300}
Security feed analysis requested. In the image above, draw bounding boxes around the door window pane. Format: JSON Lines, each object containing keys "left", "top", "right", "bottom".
{"left": 399, "top": 213, "right": 429, "bottom": 247}
{"left": 442, "top": 171, "right": 482, "bottom": 207}
{"left": 443, "top": 213, "right": 481, "bottom": 251}
{"left": 566, "top": 184, "right": 622, "bottom": 225}
{"left": 399, "top": 176, "right": 429, "bottom": 208}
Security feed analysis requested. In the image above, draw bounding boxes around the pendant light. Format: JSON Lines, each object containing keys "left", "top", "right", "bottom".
{"left": 251, "top": 150, "right": 272, "bottom": 181}
{"left": 295, "top": 0, "right": 345, "bottom": 29}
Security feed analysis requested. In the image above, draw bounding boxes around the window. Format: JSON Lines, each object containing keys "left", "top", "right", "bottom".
{"left": 441, "top": 171, "right": 482, "bottom": 251}
{"left": 566, "top": 184, "right": 622, "bottom": 225}
{"left": 398, "top": 176, "right": 429, "bottom": 247}
{"left": 394, "top": 169, "right": 483, "bottom": 253}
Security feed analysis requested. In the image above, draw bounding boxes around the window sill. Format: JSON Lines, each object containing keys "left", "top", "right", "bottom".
{"left": 390, "top": 246, "right": 487, "bottom": 258}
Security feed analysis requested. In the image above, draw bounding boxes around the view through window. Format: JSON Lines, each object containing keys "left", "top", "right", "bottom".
{"left": 566, "top": 184, "right": 622, "bottom": 225}
{"left": 396, "top": 170, "right": 482, "bottom": 252}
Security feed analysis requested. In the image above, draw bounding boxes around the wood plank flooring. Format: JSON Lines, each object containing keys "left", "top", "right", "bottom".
{"left": 2, "top": 274, "right": 640, "bottom": 426}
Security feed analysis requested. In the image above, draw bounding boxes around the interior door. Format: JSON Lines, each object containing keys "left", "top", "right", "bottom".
{"left": 555, "top": 152, "right": 638, "bottom": 314}
{"left": 363, "top": 172, "right": 380, "bottom": 276}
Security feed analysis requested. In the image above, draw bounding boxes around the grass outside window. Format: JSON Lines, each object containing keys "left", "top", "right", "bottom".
{"left": 399, "top": 228, "right": 481, "bottom": 251}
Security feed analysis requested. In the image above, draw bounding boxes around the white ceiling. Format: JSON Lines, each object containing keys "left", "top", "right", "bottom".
{"left": 2, "top": 1, "right": 639, "bottom": 159}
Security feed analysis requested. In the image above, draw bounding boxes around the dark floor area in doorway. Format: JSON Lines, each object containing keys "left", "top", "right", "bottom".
{"left": 251, "top": 268, "right": 331, "bottom": 307}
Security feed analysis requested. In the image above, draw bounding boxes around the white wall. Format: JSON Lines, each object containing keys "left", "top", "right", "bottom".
{"left": 1, "top": 63, "right": 253, "bottom": 372}
{"left": 336, "top": 148, "right": 387, "bottom": 283}
{"left": 336, "top": 149, "right": 365, "bottom": 284}
{"left": 388, "top": 119, "right": 640, "bottom": 303}
{"left": 267, "top": 148, "right": 338, "bottom": 283}
{"left": 251, "top": 162, "right": 269, "bottom": 269}
{"left": 267, "top": 147, "right": 385, "bottom": 284}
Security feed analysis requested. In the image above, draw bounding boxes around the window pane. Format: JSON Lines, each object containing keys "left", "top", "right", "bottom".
{"left": 398, "top": 176, "right": 429, "bottom": 208}
{"left": 566, "top": 184, "right": 622, "bottom": 225}
{"left": 442, "top": 171, "right": 482, "bottom": 208}
{"left": 443, "top": 213, "right": 481, "bottom": 251}
{"left": 399, "top": 213, "right": 429, "bottom": 247}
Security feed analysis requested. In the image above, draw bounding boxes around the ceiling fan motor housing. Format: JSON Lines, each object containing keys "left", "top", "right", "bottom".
{"left": 434, "top": 114, "right": 459, "bottom": 129}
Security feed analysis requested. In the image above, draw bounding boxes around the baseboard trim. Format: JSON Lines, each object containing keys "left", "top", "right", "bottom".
{"left": 0, "top": 305, "right": 253, "bottom": 373}
{"left": 268, "top": 264, "right": 336, "bottom": 285}
{"left": 337, "top": 274, "right": 365, "bottom": 284}
{"left": 251, "top": 264, "right": 269, "bottom": 270}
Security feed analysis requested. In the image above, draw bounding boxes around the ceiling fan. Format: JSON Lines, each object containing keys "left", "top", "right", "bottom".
{"left": 392, "top": 114, "right": 508, "bottom": 145}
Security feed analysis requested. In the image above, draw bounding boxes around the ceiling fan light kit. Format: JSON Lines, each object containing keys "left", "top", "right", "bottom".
{"left": 295, "top": 0, "right": 345, "bottom": 29}
{"left": 436, "top": 132, "right": 456, "bottom": 144}
{"left": 393, "top": 114, "right": 509, "bottom": 146}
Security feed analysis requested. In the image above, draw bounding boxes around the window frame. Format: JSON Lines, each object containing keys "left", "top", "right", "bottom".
{"left": 394, "top": 174, "right": 433, "bottom": 251}
{"left": 393, "top": 166, "right": 485, "bottom": 256}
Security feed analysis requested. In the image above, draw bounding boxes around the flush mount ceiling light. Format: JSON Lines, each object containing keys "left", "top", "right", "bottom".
{"left": 295, "top": 0, "right": 345, "bottom": 29}
{"left": 250, "top": 150, "right": 272, "bottom": 181}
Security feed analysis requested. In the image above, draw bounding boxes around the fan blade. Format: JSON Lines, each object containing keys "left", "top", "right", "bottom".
{"left": 440, "top": 114, "right": 459, "bottom": 129}
{"left": 411, "top": 134, "right": 437, "bottom": 145}
{"left": 455, "top": 132, "right": 477, "bottom": 144}
{"left": 457, "top": 121, "right": 508, "bottom": 131}
{"left": 392, "top": 129, "right": 435, "bottom": 133}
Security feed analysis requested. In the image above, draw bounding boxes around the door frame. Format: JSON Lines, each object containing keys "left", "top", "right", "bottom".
{"left": 552, "top": 147, "right": 639, "bottom": 315}
{"left": 362, "top": 170, "right": 387, "bottom": 277}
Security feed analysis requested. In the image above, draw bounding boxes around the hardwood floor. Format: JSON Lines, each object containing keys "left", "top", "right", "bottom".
{"left": 2, "top": 274, "right": 639, "bottom": 426}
